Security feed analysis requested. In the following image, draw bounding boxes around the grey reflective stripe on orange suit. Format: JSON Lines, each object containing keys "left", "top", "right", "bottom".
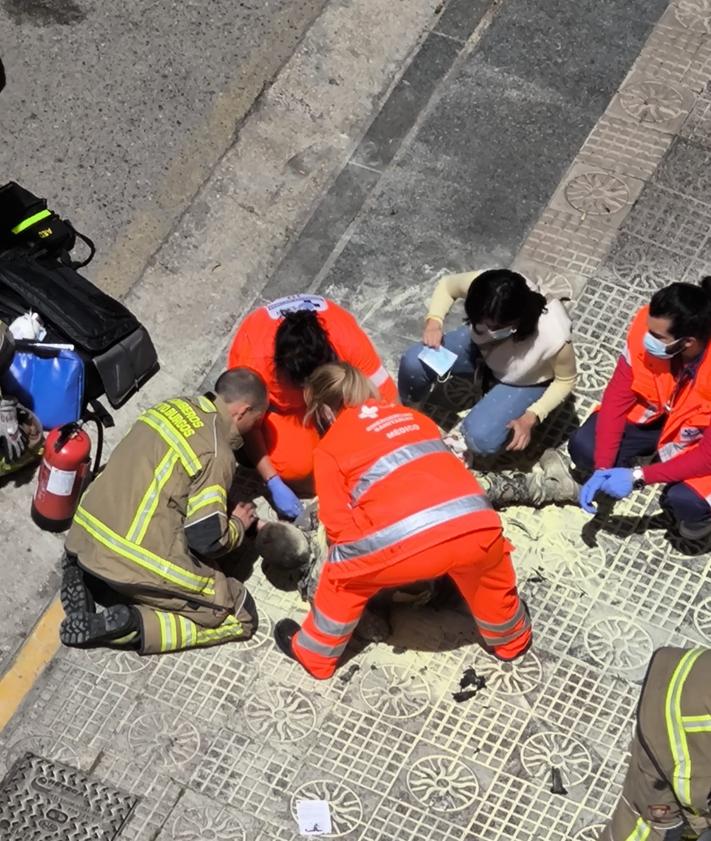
{"left": 330, "top": 493, "right": 492, "bottom": 563}
{"left": 350, "top": 438, "right": 449, "bottom": 502}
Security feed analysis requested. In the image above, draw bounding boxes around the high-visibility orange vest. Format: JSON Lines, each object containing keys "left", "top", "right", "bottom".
{"left": 227, "top": 295, "right": 396, "bottom": 414}
{"left": 313, "top": 400, "right": 502, "bottom": 580}
{"left": 624, "top": 306, "right": 711, "bottom": 462}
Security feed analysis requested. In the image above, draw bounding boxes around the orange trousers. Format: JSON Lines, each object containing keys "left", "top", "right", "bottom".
{"left": 292, "top": 526, "right": 532, "bottom": 679}
{"left": 262, "top": 411, "right": 320, "bottom": 483}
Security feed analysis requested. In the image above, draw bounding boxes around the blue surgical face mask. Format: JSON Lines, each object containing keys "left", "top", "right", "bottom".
{"left": 643, "top": 331, "right": 684, "bottom": 359}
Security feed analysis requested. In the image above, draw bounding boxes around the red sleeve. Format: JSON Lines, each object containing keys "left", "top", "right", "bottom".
{"left": 313, "top": 447, "right": 355, "bottom": 545}
{"left": 643, "top": 426, "right": 711, "bottom": 484}
{"left": 594, "top": 356, "right": 638, "bottom": 469}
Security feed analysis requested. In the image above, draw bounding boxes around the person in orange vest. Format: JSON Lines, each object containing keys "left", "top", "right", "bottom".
{"left": 272, "top": 362, "right": 532, "bottom": 679}
{"left": 227, "top": 295, "right": 396, "bottom": 521}
{"left": 571, "top": 279, "right": 711, "bottom": 540}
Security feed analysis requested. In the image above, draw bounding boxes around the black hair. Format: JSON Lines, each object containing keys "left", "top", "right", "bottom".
{"left": 649, "top": 278, "right": 711, "bottom": 342}
{"left": 215, "top": 367, "right": 268, "bottom": 409}
{"left": 274, "top": 310, "right": 337, "bottom": 387}
{"left": 464, "top": 269, "right": 547, "bottom": 342}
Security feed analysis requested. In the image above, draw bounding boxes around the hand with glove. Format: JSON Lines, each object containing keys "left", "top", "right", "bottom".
{"left": 266, "top": 475, "right": 304, "bottom": 521}
{"left": 579, "top": 468, "right": 633, "bottom": 514}
{"left": 0, "top": 397, "right": 28, "bottom": 463}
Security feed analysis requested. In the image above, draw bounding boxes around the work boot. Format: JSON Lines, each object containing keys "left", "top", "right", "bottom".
{"left": 479, "top": 448, "right": 580, "bottom": 509}
{"left": 274, "top": 618, "right": 299, "bottom": 662}
{"left": 60, "top": 605, "right": 138, "bottom": 648}
{"left": 60, "top": 560, "right": 95, "bottom": 616}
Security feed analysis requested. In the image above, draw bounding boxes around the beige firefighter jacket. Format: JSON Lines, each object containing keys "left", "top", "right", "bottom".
{"left": 604, "top": 647, "right": 711, "bottom": 840}
{"left": 66, "top": 394, "right": 247, "bottom": 631}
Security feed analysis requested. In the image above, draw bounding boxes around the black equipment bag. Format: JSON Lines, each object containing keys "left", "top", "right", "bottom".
{"left": 0, "top": 253, "right": 159, "bottom": 409}
{"left": 0, "top": 181, "right": 95, "bottom": 268}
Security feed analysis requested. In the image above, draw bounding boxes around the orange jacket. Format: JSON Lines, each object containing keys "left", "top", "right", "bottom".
{"left": 314, "top": 400, "right": 501, "bottom": 580}
{"left": 625, "top": 306, "right": 711, "bottom": 461}
{"left": 227, "top": 295, "right": 396, "bottom": 414}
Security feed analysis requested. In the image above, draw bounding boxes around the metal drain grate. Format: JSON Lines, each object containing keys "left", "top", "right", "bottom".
{"left": 0, "top": 752, "right": 137, "bottom": 840}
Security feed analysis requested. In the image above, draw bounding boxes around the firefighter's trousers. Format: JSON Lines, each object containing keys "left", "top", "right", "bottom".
{"left": 599, "top": 733, "right": 711, "bottom": 841}
{"left": 292, "top": 526, "right": 531, "bottom": 679}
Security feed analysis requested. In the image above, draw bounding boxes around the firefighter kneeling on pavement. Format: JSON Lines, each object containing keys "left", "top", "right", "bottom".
{"left": 60, "top": 368, "right": 268, "bottom": 654}
{"left": 273, "top": 362, "right": 532, "bottom": 679}
{"left": 601, "top": 647, "right": 711, "bottom": 841}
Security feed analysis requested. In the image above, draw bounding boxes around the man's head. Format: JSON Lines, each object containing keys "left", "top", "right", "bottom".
{"left": 647, "top": 278, "right": 711, "bottom": 361}
{"left": 274, "top": 310, "right": 337, "bottom": 388}
{"left": 214, "top": 367, "right": 267, "bottom": 435}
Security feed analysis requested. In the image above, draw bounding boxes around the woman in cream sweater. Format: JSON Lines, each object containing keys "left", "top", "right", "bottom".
{"left": 398, "top": 268, "right": 577, "bottom": 455}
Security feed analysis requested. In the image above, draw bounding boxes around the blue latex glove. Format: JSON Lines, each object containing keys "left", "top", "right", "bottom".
{"left": 599, "top": 467, "right": 634, "bottom": 500}
{"left": 579, "top": 470, "right": 608, "bottom": 514}
{"left": 266, "top": 475, "right": 304, "bottom": 521}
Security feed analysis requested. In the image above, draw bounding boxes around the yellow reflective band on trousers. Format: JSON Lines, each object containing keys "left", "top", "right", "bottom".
{"left": 666, "top": 647, "right": 706, "bottom": 809}
{"left": 154, "top": 610, "right": 242, "bottom": 651}
{"left": 195, "top": 614, "right": 244, "bottom": 646}
{"left": 74, "top": 506, "right": 215, "bottom": 596}
{"left": 11, "top": 208, "right": 52, "bottom": 234}
{"left": 157, "top": 611, "right": 178, "bottom": 651}
{"left": 186, "top": 485, "right": 226, "bottom": 518}
{"left": 624, "top": 817, "right": 651, "bottom": 841}
{"left": 126, "top": 450, "right": 179, "bottom": 544}
{"left": 138, "top": 409, "right": 201, "bottom": 476}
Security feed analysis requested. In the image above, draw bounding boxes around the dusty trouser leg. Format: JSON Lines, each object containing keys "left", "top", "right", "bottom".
{"left": 448, "top": 527, "right": 532, "bottom": 660}
{"left": 134, "top": 589, "right": 258, "bottom": 654}
{"left": 478, "top": 448, "right": 580, "bottom": 509}
{"left": 598, "top": 735, "right": 685, "bottom": 841}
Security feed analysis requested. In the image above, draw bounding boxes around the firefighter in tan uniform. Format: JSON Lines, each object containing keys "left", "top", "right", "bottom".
{"left": 60, "top": 368, "right": 268, "bottom": 654}
{"left": 601, "top": 647, "right": 711, "bottom": 841}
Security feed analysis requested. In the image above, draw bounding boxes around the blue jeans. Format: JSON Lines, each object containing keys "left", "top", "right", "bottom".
{"left": 398, "top": 325, "right": 548, "bottom": 455}
{"left": 568, "top": 412, "right": 711, "bottom": 525}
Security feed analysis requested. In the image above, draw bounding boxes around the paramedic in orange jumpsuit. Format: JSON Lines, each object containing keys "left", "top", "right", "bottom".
{"left": 227, "top": 294, "right": 396, "bottom": 520}
{"left": 273, "top": 362, "right": 532, "bottom": 679}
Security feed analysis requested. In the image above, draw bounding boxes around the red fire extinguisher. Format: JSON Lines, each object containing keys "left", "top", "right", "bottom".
{"left": 31, "top": 418, "right": 103, "bottom": 532}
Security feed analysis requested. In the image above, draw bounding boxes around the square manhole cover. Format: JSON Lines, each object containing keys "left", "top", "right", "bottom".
{"left": 0, "top": 752, "right": 136, "bottom": 840}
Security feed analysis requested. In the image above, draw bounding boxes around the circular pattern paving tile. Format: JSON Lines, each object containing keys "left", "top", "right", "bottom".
{"left": 172, "top": 808, "right": 246, "bottom": 841}
{"left": 521, "top": 732, "right": 592, "bottom": 787}
{"left": 480, "top": 651, "right": 543, "bottom": 696}
{"left": 244, "top": 686, "right": 316, "bottom": 743}
{"left": 610, "top": 245, "right": 670, "bottom": 293}
{"left": 103, "top": 649, "right": 150, "bottom": 675}
{"left": 574, "top": 341, "right": 618, "bottom": 395}
{"left": 693, "top": 596, "right": 711, "bottom": 643}
{"left": 407, "top": 755, "right": 480, "bottom": 813}
{"left": 128, "top": 711, "right": 200, "bottom": 767}
{"left": 675, "top": 0, "right": 711, "bottom": 32}
{"left": 565, "top": 172, "right": 630, "bottom": 216}
{"left": 619, "top": 81, "right": 686, "bottom": 124}
{"left": 574, "top": 825, "right": 607, "bottom": 841}
{"left": 360, "top": 664, "right": 431, "bottom": 718}
{"left": 291, "top": 780, "right": 363, "bottom": 837}
{"left": 584, "top": 617, "right": 653, "bottom": 671}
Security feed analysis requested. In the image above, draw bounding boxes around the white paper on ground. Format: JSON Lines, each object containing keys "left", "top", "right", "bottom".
{"left": 296, "top": 800, "right": 332, "bottom": 836}
{"left": 417, "top": 345, "right": 457, "bottom": 377}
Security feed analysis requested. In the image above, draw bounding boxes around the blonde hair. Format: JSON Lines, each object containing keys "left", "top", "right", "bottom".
{"left": 304, "top": 362, "right": 379, "bottom": 426}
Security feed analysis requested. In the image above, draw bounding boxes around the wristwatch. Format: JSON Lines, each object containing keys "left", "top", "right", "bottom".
{"left": 632, "top": 466, "right": 645, "bottom": 490}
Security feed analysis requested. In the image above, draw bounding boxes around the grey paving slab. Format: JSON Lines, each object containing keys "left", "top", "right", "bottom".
{"left": 434, "top": 0, "right": 492, "bottom": 40}
{"left": 477, "top": 0, "right": 671, "bottom": 111}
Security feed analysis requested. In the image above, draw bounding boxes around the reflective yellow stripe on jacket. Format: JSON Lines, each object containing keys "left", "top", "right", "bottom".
{"left": 126, "top": 450, "right": 179, "bottom": 544}
{"left": 74, "top": 506, "right": 215, "bottom": 597}
{"left": 624, "top": 817, "right": 651, "bottom": 841}
{"left": 138, "top": 406, "right": 202, "bottom": 477}
{"left": 186, "top": 485, "right": 227, "bottom": 518}
{"left": 665, "top": 647, "right": 707, "bottom": 809}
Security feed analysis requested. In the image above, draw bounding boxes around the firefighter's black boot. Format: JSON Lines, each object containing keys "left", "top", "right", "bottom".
{"left": 60, "top": 553, "right": 95, "bottom": 615}
{"left": 60, "top": 605, "right": 139, "bottom": 648}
